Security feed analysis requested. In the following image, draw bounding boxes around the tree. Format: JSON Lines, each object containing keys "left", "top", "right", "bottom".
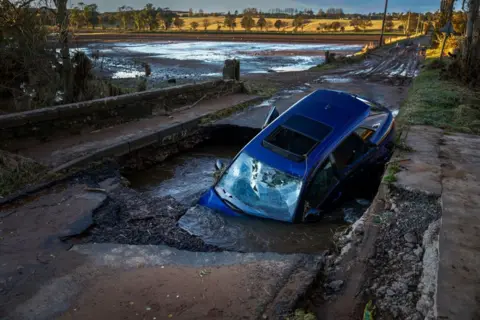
{"left": 202, "top": 18, "right": 211, "bottom": 31}
{"left": 451, "top": 11, "right": 467, "bottom": 34}
{"left": 293, "top": 15, "right": 309, "bottom": 32}
{"left": 70, "top": 7, "right": 83, "bottom": 29}
{"left": 117, "top": 5, "right": 133, "bottom": 30}
{"left": 241, "top": 15, "right": 255, "bottom": 31}
{"left": 224, "top": 13, "right": 236, "bottom": 31}
{"left": 84, "top": 4, "right": 99, "bottom": 29}
{"left": 385, "top": 20, "right": 394, "bottom": 32}
{"left": 398, "top": 25, "right": 404, "bottom": 32}
{"left": 317, "top": 9, "right": 325, "bottom": 17}
{"left": 331, "top": 21, "right": 342, "bottom": 31}
{"left": 274, "top": 19, "right": 283, "bottom": 31}
{"left": 350, "top": 18, "right": 362, "bottom": 32}
{"left": 55, "top": 0, "right": 74, "bottom": 102}
{"left": 142, "top": 4, "right": 158, "bottom": 31}
{"left": 340, "top": 26, "right": 345, "bottom": 32}
{"left": 173, "top": 17, "right": 185, "bottom": 30}
{"left": 256, "top": 15, "right": 267, "bottom": 30}
{"left": 157, "top": 8, "right": 176, "bottom": 30}
{"left": 1, "top": 0, "right": 63, "bottom": 107}
{"left": 190, "top": 21, "right": 199, "bottom": 30}
{"left": 359, "top": 18, "right": 373, "bottom": 32}
{"left": 385, "top": 15, "right": 394, "bottom": 32}
{"left": 198, "top": 9, "right": 204, "bottom": 17}
{"left": 188, "top": 8, "right": 193, "bottom": 17}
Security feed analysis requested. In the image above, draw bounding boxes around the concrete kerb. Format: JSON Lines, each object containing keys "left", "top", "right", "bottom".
{"left": 50, "top": 95, "right": 263, "bottom": 173}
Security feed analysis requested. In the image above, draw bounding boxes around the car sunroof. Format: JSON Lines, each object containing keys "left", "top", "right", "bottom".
{"left": 262, "top": 115, "right": 333, "bottom": 161}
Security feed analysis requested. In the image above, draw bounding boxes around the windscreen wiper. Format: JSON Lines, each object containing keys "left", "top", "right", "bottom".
{"left": 222, "top": 198, "right": 245, "bottom": 214}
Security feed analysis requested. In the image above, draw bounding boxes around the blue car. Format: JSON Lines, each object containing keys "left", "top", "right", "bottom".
{"left": 199, "top": 89, "right": 395, "bottom": 223}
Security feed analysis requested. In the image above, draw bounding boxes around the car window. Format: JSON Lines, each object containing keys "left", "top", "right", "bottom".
{"left": 355, "top": 127, "right": 375, "bottom": 142}
{"left": 305, "top": 159, "right": 338, "bottom": 208}
{"left": 333, "top": 133, "right": 369, "bottom": 171}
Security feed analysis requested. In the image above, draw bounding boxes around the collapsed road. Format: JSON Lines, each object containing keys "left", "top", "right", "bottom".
{"left": 0, "top": 35, "right": 448, "bottom": 320}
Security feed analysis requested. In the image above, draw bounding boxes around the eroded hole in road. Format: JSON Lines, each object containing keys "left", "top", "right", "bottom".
{"left": 120, "top": 124, "right": 385, "bottom": 254}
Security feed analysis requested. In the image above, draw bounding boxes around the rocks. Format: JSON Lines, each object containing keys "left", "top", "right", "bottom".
{"left": 360, "top": 188, "right": 441, "bottom": 319}
{"left": 326, "top": 280, "right": 344, "bottom": 292}
{"left": 404, "top": 233, "right": 417, "bottom": 244}
{"left": 16, "top": 265, "right": 24, "bottom": 274}
{"left": 413, "top": 247, "right": 423, "bottom": 258}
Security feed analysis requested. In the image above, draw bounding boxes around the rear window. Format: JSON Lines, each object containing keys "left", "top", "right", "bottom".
{"left": 263, "top": 115, "right": 333, "bottom": 160}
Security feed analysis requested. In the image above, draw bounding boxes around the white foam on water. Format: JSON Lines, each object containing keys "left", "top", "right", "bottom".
{"left": 112, "top": 70, "right": 145, "bottom": 79}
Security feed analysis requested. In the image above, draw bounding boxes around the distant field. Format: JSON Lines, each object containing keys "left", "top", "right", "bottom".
{"left": 182, "top": 17, "right": 403, "bottom": 33}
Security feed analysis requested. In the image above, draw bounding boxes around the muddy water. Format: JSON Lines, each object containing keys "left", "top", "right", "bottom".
{"left": 127, "top": 143, "right": 371, "bottom": 254}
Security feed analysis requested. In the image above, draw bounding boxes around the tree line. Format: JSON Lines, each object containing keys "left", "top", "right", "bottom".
{"left": 64, "top": 4, "right": 422, "bottom": 33}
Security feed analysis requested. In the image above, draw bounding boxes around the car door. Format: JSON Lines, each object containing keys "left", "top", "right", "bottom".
{"left": 301, "top": 157, "right": 341, "bottom": 221}
{"left": 332, "top": 132, "right": 376, "bottom": 182}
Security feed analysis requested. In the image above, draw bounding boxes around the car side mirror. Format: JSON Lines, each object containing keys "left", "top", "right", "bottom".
{"left": 215, "top": 159, "right": 225, "bottom": 171}
{"left": 262, "top": 106, "right": 279, "bottom": 129}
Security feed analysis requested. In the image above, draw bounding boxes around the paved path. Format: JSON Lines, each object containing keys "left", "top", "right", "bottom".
{"left": 17, "top": 94, "right": 259, "bottom": 170}
{"left": 437, "top": 132, "right": 480, "bottom": 319}
{"left": 392, "top": 126, "right": 480, "bottom": 319}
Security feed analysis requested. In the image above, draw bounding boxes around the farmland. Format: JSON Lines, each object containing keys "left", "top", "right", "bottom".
{"left": 180, "top": 16, "right": 404, "bottom": 33}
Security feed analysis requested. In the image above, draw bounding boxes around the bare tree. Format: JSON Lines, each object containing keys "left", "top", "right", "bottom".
{"left": 202, "top": 18, "right": 211, "bottom": 31}
{"left": 53, "top": 0, "right": 74, "bottom": 102}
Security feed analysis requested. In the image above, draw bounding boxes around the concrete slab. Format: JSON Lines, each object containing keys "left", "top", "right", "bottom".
{"left": 9, "top": 244, "right": 323, "bottom": 320}
{"left": 395, "top": 125, "right": 444, "bottom": 196}
{"left": 437, "top": 132, "right": 480, "bottom": 320}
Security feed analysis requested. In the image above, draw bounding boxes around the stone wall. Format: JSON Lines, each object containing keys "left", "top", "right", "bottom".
{"left": 0, "top": 80, "right": 242, "bottom": 150}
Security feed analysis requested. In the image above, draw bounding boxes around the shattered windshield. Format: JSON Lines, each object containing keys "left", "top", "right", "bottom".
{"left": 216, "top": 152, "right": 303, "bottom": 220}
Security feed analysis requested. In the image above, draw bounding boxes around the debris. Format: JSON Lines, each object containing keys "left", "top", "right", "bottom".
{"left": 326, "top": 280, "right": 344, "bottom": 292}
{"left": 16, "top": 265, "right": 24, "bottom": 274}
{"left": 199, "top": 269, "right": 211, "bottom": 277}
{"left": 404, "top": 232, "right": 417, "bottom": 244}
{"left": 84, "top": 187, "right": 107, "bottom": 193}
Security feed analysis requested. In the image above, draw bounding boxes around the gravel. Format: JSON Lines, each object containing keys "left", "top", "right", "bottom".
{"left": 364, "top": 186, "right": 441, "bottom": 319}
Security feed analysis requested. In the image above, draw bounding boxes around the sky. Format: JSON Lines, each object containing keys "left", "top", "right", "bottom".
{"left": 79, "top": 0, "right": 440, "bottom": 14}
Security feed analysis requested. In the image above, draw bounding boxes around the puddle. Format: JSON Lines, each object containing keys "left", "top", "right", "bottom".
{"left": 127, "top": 132, "right": 374, "bottom": 254}
{"left": 178, "top": 201, "right": 368, "bottom": 253}
{"left": 318, "top": 76, "right": 353, "bottom": 84}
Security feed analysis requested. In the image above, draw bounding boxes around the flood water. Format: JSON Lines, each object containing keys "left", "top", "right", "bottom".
{"left": 77, "top": 41, "right": 363, "bottom": 81}
{"left": 127, "top": 142, "right": 371, "bottom": 254}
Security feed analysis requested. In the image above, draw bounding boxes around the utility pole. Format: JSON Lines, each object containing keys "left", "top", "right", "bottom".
{"left": 379, "top": 0, "right": 389, "bottom": 46}
{"left": 406, "top": 11, "right": 411, "bottom": 35}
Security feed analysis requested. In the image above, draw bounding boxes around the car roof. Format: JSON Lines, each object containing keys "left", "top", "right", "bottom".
{"left": 242, "top": 89, "right": 377, "bottom": 178}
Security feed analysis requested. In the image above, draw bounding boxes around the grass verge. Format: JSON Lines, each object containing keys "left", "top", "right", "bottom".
{"left": 397, "top": 50, "right": 480, "bottom": 134}
{"left": 0, "top": 151, "right": 54, "bottom": 198}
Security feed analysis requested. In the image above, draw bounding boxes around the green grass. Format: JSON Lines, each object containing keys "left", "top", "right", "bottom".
{"left": 0, "top": 151, "right": 53, "bottom": 198}
{"left": 383, "top": 162, "right": 400, "bottom": 184}
{"left": 397, "top": 57, "right": 480, "bottom": 134}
